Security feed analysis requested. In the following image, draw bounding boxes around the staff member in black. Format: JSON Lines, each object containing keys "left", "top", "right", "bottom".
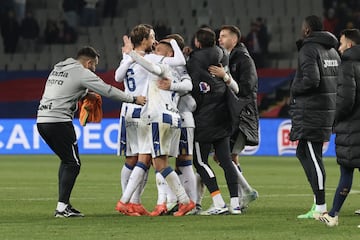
{"left": 209, "top": 25, "right": 259, "bottom": 210}
{"left": 187, "top": 27, "right": 240, "bottom": 215}
{"left": 319, "top": 29, "right": 360, "bottom": 227}
{"left": 289, "top": 15, "right": 340, "bottom": 219}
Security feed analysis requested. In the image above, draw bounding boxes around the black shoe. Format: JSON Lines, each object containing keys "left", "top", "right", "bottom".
{"left": 68, "top": 204, "right": 83, "bottom": 215}
{"left": 54, "top": 205, "right": 84, "bottom": 218}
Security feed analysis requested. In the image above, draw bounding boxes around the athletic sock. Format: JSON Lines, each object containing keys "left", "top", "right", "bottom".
{"left": 120, "top": 162, "right": 147, "bottom": 203}
{"left": 56, "top": 202, "right": 67, "bottom": 212}
{"left": 161, "top": 166, "right": 190, "bottom": 204}
{"left": 178, "top": 161, "right": 197, "bottom": 202}
{"left": 315, "top": 203, "right": 327, "bottom": 213}
{"left": 121, "top": 163, "right": 133, "bottom": 193}
{"left": 230, "top": 197, "right": 240, "bottom": 209}
{"left": 155, "top": 172, "right": 168, "bottom": 204}
{"left": 211, "top": 190, "right": 226, "bottom": 208}
{"left": 129, "top": 168, "right": 149, "bottom": 204}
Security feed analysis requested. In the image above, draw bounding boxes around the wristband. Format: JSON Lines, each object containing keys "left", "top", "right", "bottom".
{"left": 132, "top": 96, "right": 137, "bottom": 103}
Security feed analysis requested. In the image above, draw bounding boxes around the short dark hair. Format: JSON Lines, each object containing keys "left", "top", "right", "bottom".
{"left": 165, "top": 33, "right": 185, "bottom": 50}
{"left": 130, "top": 24, "right": 153, "bottom": 48}
{"left": 340, "top": 28, "right": 360, "bottom": 44}
{"left": 195, "top": 28, "right": 216, "bottom": 48}
{"left": 305, "top": 15, "right": 323, "bottom": 32}
{"left": 220, "top": 25, "right": 242, "bottom": 43}
{"left": 76, "top": 46, "right": 100, "bottom": 59}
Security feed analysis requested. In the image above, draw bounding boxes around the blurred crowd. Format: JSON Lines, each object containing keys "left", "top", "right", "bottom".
{"left": 323, "top": 0, "right": 360, "bottom": 37}
{"left": 0, "top": 0, "right": 120, "bottom": 54}
{"left": 0, "top": 0, "right": 271, "bottom": 68}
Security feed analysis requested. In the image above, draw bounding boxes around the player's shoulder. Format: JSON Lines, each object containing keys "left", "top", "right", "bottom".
{"left": 144, "top": 53, "right": 163, "bottom": 62}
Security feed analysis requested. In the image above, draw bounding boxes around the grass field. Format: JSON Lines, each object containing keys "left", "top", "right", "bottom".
{"left": 1, "top": 155, "right": 360, "bottom": 240}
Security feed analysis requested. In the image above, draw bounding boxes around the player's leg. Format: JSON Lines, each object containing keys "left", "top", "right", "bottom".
{"left": 231, "top": 132, "right": 258, "bottom": 209}
{"left": 296, "top": 140, "right": 326, "bottom": 219}
{"left": 120, "top": 156, "right": 137, "bottom": 192}
{"left": 177, "top": 127, "right": 197, "bottom": 203}
{"left": 150, "top": 171, "right": 173, "bottom": 216}
{"left": 153, "top": 155, "right": 194, "bottom": 216}
{"left": 193, "top": 141, "right": 228, "bottom": 215}
{"left": 319, "top": 165, "right": 354, "bottom": 226}
{"left": 116, "top": 154, "right": 151, "bottom": 216}
{"left": 214, "top": 136, "right": 241, "bottom": 214}
{"left": 152, "top": 122, "right": 194, "bottom": 216}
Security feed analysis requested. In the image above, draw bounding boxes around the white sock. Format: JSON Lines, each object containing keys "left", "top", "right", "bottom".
{"left": 163, "top": 167, "right": 190, "bottom": 204}
{"left": 56, "top": 202, "right": 67, "bottom": 212}
{"left": 155, "top": 172, "right": 168, "bottom": 204}
{"left": 178, "top": 165, "right": 197, "bottom": 202}
{"left": 195, "top": 173, "right": 205, "bottom": 206}
{"left": 315, "top": 204, "right": 327, "bottom": 213}
{"left": 212, "top": 191, "right": 226, "bottom": 208}
{"left": 120, "top": 164, "right": 146, "bottom": 203}
{"left": 166, "top": 184, "right": 177, "bottom": 206}
{"left": 129, "top": 169, "right": 148, "bottom": 204}
{"left": 230, "top": 197, "right": 240, "bottom": 209}
{"left": 121, "top": 163, "right": 133, "bottom": 193}
{"left": 233, "top": 161, "right": 252, "bottom": 193}
{"left": 155, "top": 172, "right": 177, "bottom": 208}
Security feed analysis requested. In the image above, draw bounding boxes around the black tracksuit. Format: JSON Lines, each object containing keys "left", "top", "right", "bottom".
{"left": 187, "top": 46, "right": 238, "bottom": 198}
{"left": 290, "top": 31, "right": 340, "bottom": 205}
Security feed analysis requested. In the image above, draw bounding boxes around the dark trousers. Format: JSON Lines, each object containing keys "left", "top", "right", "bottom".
{"left": 329, "top": 165, "right": 354, "bottom": 216}
{"left": 193, "top": 137, "right": 238, "bottom": 197}
{"left": 296, "top": 140, "right": 326, "bottom": 205}
{"left": 37, "top": 122, "right": 80, "bottom": 204}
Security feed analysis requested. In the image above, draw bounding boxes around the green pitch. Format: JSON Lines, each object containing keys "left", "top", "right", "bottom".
{"left": 1, "top": 155, "right": 359, "bottom": 240}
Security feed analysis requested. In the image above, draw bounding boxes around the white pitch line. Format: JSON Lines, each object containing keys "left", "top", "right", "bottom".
{"left": 1, "top": 189, "right": 360, "bottom": 202}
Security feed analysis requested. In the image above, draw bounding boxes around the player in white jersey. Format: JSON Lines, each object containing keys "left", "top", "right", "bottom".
{"left": 146, "top": 35, "right": 198, "bottom": 216}
{"left": 114, "top": 25, "right": 192, "bottom": 216}
{"left": 114, "top": 24, "right": 156, "bottom": 215}
{"left": 116, "top": 34, "right": 195, "bottom": 216}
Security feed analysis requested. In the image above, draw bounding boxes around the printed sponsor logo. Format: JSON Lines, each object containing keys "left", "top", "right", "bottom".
{"left": 278, "top": 120, "right": 297, "bottom": 155}
{"left": 323, "top": 59, "right": 338, "bottom": 68}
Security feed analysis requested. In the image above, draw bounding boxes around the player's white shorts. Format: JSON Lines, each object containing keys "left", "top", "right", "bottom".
{"left": 118, "top": 115, "right": 127, "bottom": 156}
{"left": 231, "top": 131, "right": 246, "bottom": 155}
{"left": 138, "top": 113, "right": 181, "bottom": 158}
{"left": 178, "top": 127, "right": 194, "bottom": 156}
{"left": 124, "top": 107, "right": 143, "bottom": 157}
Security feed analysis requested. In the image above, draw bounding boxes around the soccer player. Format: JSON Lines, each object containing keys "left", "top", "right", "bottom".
{"left": 290, "top": 15, "right": 340, "bottom": 219}
{"left": 210, "top": 25, "right": 259, "bottom": 210}
{"left": 148, "top": 34, "right": 198, "bottom": 216}
{"left": 115, "top": 29, "right": 195, "bottom": 216}
{"left": 318, "top": 29, "right": 360, "bottom": 227}
{"left": 114, "top": 24, "right": 157, "bottom": 216}
{"left": 187, "top": 27, "right": 241, "bottom": 215}
{"left": 36, "top": 46, "right": 146, "bottom": 218}
{"left": 114, "top": 25, "right": 189, "bottom": 216}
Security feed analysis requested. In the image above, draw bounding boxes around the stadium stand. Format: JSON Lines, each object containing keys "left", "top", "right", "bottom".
{"left": 2, "top": 0, "right": 359, "bottom": 118}
{"left": 0, "top": 0, "right": 325, "bottom": 72}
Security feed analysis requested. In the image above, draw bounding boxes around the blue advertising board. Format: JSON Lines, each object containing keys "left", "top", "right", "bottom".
{"left": 0, "top": 119, "right": 336, "bottom": 156}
